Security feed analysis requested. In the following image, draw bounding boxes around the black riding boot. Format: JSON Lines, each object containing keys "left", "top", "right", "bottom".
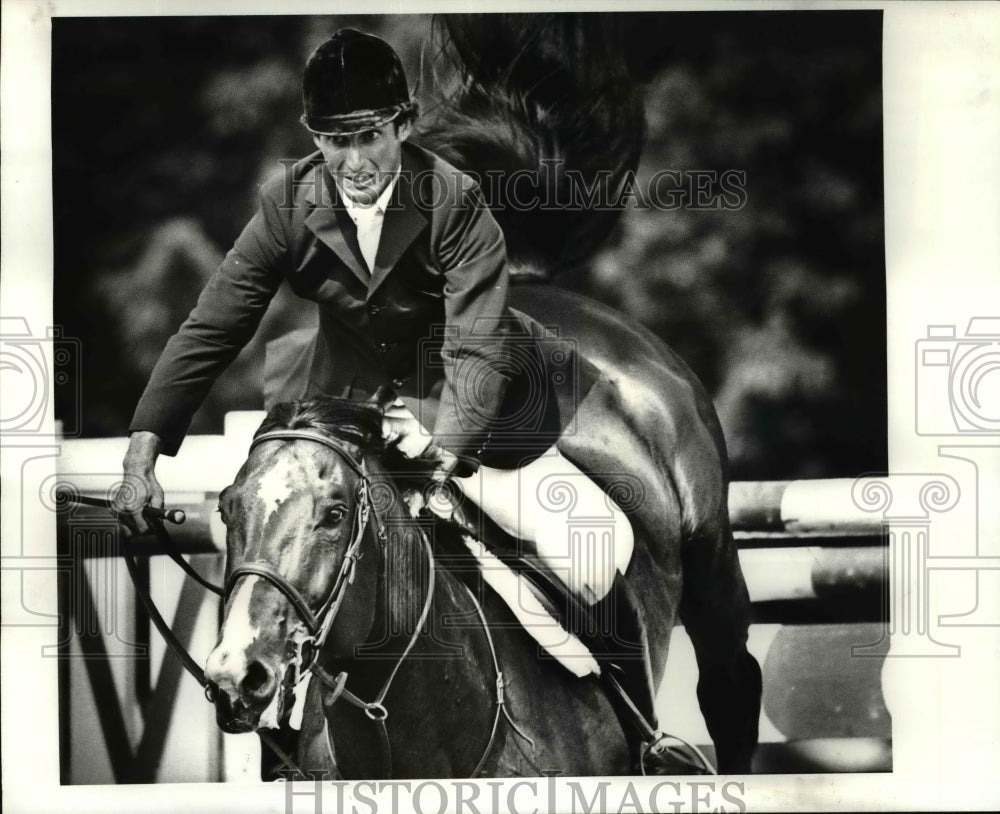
{"left": 589, "top": 573, "right": 713, "bottom": 775}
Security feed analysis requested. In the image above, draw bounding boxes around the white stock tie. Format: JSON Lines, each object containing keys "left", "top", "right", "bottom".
{"left": 354, "top": 208, "right": 385, "bottom": 273}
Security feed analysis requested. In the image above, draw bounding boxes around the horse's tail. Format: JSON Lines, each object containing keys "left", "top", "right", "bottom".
{"left": 416, "top": 14, "right": 645, "bottom": 278}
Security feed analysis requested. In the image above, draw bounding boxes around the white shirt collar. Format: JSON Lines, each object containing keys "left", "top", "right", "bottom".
{"left": 339, "top": 169, "right": 399, "bottom": 223}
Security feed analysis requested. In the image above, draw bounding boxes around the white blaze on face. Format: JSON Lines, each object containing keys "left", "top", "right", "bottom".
{"left": 256, "top": 459, "right": 295, "bottom": 528}
{"left": 206, "top": 576, "right": 262, "bottom": 684}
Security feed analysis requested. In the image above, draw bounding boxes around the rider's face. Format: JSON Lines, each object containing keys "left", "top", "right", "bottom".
{"left": 313, "top": 120, "right": 411, "bottom": 206}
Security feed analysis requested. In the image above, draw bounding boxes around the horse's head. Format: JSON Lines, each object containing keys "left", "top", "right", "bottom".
{"left": 204, "top": 400, "right": 387, "bottom": 733}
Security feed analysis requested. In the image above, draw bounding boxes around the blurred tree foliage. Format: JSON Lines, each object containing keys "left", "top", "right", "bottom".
{"left": 53, "top": 12, "right": 885, "bottom": 480}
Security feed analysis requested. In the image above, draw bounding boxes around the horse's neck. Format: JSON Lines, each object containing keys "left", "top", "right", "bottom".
{"left": 324, "top": 545, "right": 499, "bottom": 778}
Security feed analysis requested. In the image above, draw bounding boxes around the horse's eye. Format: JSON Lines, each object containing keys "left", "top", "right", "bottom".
{"left": 325, "top": 507, "right": 346, "bottom": 526}
{"left": 217, "top": 490, "right": 232, "bottom": 526}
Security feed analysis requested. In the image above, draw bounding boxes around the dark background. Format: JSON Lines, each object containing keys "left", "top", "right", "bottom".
{"left": 52, "top": 11, "right": 886, "bottom": 480}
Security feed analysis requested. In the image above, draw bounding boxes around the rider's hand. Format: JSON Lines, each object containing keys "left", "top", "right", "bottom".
{"left": 380, "top": 399, "right": 470, "bottom": 519}
{"left": 112, "top": 431, "right": 165, "bottom": 536}
{"left": 429, "top": 445, "right": 461, "bottom": 484}
{"left": 381, "top": 399, "right": 433, "bottom": 460}
{"left": 423, "top": 444, "right": 462, "bottom": 520}
{"left": 398, "top": 446, "right": 462, "bottom": 520}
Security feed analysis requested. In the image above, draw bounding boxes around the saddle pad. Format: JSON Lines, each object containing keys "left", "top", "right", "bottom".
{"left": 460, "top": 535, "right": 600, "bottom": 678}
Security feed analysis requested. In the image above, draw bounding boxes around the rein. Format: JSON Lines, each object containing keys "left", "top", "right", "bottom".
{"left": 241, "top": 430, "right": 531, "bottom": 779}
{"left": 312, "top": 533, "right": 533, "bottom": 779}
{"left": 56, "top": 492, "right": 308, "bottom": 780}
{"left": 62, "top": 427, "right": 531, "bottom": 781}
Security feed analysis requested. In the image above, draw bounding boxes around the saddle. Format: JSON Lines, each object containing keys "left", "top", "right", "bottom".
{"left": 423, "top": 500, "right": 713, "bottom": 775}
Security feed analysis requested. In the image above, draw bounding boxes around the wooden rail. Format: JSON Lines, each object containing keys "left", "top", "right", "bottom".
{"left": 57, "top": 473, "right": 891, "bottom": 629}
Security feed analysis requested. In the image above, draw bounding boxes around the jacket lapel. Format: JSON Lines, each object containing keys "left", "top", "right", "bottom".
{"left": 367, "top": 155, "right": 429, "bottom": 299}
{"left": 303, "top": 164, "right": 370, "bottom": 286}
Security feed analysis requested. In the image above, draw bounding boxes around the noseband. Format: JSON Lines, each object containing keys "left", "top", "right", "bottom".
{"left": 224, "top": 430, "right": 385, "bottom": 679}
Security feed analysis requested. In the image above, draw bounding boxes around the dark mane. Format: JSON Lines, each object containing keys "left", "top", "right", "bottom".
{"left": 255, "top": 398, "right": 384, "bottom": 453}
{"left": 415, "top": 13, "right": 645, "bottom": 275}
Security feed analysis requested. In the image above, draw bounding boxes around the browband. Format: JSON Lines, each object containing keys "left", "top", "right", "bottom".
{"left": 250, "top": 430, "right": 367, "bottom": 477}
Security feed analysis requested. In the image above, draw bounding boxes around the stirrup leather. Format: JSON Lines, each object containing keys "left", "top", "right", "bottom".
{"left": 603, "top": 651, "right": 716, "bottom": 775}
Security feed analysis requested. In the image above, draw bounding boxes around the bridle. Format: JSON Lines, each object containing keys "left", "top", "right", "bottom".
{"left": 225, "top": 429, "right": 385, "bottom": 684}
{"left": 74, "top": 424, "right": 710, "bottom": 779}
{"left": 221, "top": 428, "right": 531, "bottom": 779}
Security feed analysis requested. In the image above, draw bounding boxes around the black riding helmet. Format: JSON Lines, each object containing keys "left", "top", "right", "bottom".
{"left": 301, "top": 28, "right": 418, "bottom": 136}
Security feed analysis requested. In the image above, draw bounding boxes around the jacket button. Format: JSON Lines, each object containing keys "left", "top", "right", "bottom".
{"left": 368, "top": 304, "right": 381, "bottom": 315}
{"left": 391, "top": 378, "right": 405, "bottom": 389}
{"left": 377, "top": 342, "right": 389, "bottom": 352}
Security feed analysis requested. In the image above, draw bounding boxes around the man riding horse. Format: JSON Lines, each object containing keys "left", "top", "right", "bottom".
{"left": 114, "top": 27, "right": 749, "bottom": 776}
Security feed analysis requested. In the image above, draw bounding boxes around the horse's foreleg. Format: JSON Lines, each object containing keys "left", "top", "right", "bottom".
{"left": 679, "top": 517, "right": 761, "bottom": 774}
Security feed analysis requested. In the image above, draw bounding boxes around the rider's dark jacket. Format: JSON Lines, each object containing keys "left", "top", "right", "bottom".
{"left": 130, "top": 142, "right": 590, "bottom": 469}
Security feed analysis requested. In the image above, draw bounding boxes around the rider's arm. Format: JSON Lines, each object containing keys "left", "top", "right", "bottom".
{"left": 128, "top": 186, "right": 288, "bottom": 456}
{"left": 117, "top": 185, "right": 287, "bottom": 531}
{"left": 430, "top": 175, "right": 512, "bottom": 474}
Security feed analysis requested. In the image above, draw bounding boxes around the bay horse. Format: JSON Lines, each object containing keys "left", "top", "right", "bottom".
{"left": 207, "top": 398, "right": 641, "bottom": 777}
{"left": 203, "top": 287, "right": 760, "bottom": 777}
{"left": 205, "top": 14, "right": 761, "bottom": 777}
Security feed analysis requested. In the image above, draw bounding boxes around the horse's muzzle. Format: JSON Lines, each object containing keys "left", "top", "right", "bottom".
{"left": 210, "top": 689, "right": 263, "bottom": 734}
{"left": 205, "top": 650, "right": 280, "bottom": 733}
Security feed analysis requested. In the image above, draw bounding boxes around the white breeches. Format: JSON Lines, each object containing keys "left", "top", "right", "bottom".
{"left": 382, "top": 399, "right": 635, "bottom": 605}
{"left": 453, "top": 447, "right": 635, "bottom": 605}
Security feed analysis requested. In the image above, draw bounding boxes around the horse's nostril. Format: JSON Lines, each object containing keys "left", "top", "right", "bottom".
{"left": 241, "top": 660, "right": 275, "bottom": 699}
